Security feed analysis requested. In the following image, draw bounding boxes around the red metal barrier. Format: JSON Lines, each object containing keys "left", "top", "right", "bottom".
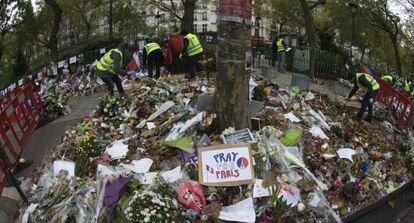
{"left": 0, "top": 83, "right": 45, "bottom": 170}
{"left": 374, "top": 77, "right": 414, "bottom": 128}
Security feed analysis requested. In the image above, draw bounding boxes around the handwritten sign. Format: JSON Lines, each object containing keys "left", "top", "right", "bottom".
{"left": 221, "top": 128, "right": 255, "bottom": 144}
{"left": 198, "top": 144, "right": 254, "bottom": 186}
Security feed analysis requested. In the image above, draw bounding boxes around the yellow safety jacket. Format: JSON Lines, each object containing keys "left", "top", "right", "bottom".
{"left": 404, "top": 81, "right": 412, "bottom": 92}
{"left": 277, "top": 39, "right": 285, "bottom": 52}
{"left": 184, "top": 33, "right": 203, "bottom": 56}
{"left": 145, "top": 43, "right": 161, "bottom": 55}
{"left": 381, "top": 75, "right": 394, "bottom": 82}
{"left": 356, "top": 73, "right": 380, "bottom": 91}
{"left": 96, "top": 49, "right": 123, "bottom": 75}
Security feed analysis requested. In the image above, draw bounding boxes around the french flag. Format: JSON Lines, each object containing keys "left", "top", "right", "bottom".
{"left": 206, "top": 165, "right": 214, "bottom": 174}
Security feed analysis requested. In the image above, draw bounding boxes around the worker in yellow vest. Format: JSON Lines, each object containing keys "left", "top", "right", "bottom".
{"left": 381, "top": 75, "right": 394, "bottom": 83}
{"left": 277, "top": 36, "right": 287, "bottom": 73}
{"left": 96, "top": 43, "right": 136, "bottom": 96}
{"left": 348, "top": 73, "right": 380, "bottom": 122}
{"left": 143, "top": 39, "right": 164, "bottom": 79}
{"left": 180, "top": 30, "right": 204, "bottom": 80}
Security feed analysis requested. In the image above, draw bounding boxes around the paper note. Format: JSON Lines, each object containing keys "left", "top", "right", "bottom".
{"left": 120, "top": 158, "right": 153, "bottom": 174}
{"left": 69, "top": 56, "right": 77, "bottom": 64}
{"left": 253, "top": 179, "right": 271, "bottom": 198}
{"left": 322, "top": 154, "right": 336, "bottom": 159}
{"left": 219, "top": 197, "right": 256, "bottom": 223}
{"left": 58, "top": 60, "right": 65, "bottom": 68}
{"left": 278, "top": 183, "right": 301, "bottom": 207}
{"left": 337, "top": 148, "right": 356, "bottom": 163}
{"left": 308, "top": 192, "right": 321, "bottom": 207}
{"left": 309, "top": 126, "right": 329, "bottom": 140}
{"left": 147, "top": 101, "right": 174, "bottom": 121}
{"left": 284, "top": 112, "right": 301, "bottom": 123}
{"left": 105, "top": 140, "right": 129, "bottom": 160}
{"left": 141, "top": 172, "right": 158, "bottom": 185}
{"left": 97, "top": 164, "right": 117, "bottom": 178}
{"left": 53, "top": 160, "right": 75, "bottom": 178}
{"left": 146, "top": 122, "right": 156, "bottom": 130}
{"left": 183, "top": 97, "right": 191, "bottom": 106}
{"left": 161, "top": 166, "right": 183, "bottom": 183}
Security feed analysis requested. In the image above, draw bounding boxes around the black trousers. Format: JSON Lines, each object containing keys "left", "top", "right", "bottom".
{"left": 189, "top": 53, "right": 202, "bottom": 78}
{"left": 357, "top": 90, "right": 379, "bottom": 120}
{"left": 97, "top": 70, "right": 124, "bottom": 96}
{"left": 147, "top": 50, "right": 163, "bottom": 79}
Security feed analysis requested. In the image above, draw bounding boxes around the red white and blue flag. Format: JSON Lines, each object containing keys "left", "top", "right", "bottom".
{"left": 206, "top": 165, "right": 214, "bottom": 174}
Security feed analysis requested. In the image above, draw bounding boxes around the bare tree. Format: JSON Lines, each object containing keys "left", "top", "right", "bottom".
{"left": 370, "top": 0, "right": 403, "bottom": 75}
{"left": 45, "top": 0, "right": 62, "bottom": 62}
{"left": 146, "top": 0, "right": 196, "bottom": 32}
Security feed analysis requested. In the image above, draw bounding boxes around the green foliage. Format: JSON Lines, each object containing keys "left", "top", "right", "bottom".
{"left": 114, "top": 1, "right": 152, "bottom": 40}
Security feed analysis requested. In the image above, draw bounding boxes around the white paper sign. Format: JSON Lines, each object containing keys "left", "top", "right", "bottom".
{"left": 198, "top": 144, "right": 254, "bottom": 186}
{"left": 337, "top": 148, "right": 356, "bottom": 163}
{"left": 161, "top": 166, "right": 184, "bottom": 183}
{"left": 120, "top": 158, "right": 153, "bottom": 174}
{"left": 309, "top": 126, "right": 329, "bottom": 140}
{"left": 105, "top": 140, "right": 129, "bottom": 160}
{"left": 69, "top": 56, "right": 77, "bottom": 64}
{"left": 219, "top": 197, "right": 256, "bottom": 223}
{"left": 284, "top": 112, "right": 301, "bottom": 123}
{"left": 100, "top": 48, "right": 106, "bottom": 54}
{"left": 253, "top": 179, "right": 271, "bottom": 198}
{"left": 53, "top": 160, "right": 75, "bottom": 178}
{"left": 58, "top": 60, "right": 65, "bottom": 68}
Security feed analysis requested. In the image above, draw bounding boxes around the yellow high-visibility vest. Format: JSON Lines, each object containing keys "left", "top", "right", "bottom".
{"left": 356, "top": 73, "right": 380, "bottom": 91}
{"left": 145, "top": 43, "right": 161, "bottom": 55}
{"left": 277, "top": 39, "right": 285, "bottom": 52}
{"left": 96, "top": 49, "right": 123, "bottom": 75}
{"left": 185, "top": 33, "right": 203, "bottom": 56}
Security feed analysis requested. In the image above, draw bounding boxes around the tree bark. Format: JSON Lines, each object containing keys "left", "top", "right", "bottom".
{"left": 45, "top": 0, "right": 62, "bottom": 63}
{"left": 181, "top": 0, "right": 195, "bottom": 32}
{"left": 108, "top": 0, "right": 113, "bottom": 42}
{"left": 215, "top": 2, "right": 251, "bottom": 131}
{"left": 391, "top": 35, "right": 402, "bottom": 76}
{"left": 298, "top": 0, "right": 315, "bottom": 47}
{"left": 298, "top": 0, "right": 316, "bottom": 78}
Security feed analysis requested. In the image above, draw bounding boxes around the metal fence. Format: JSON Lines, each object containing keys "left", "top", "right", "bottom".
{"left": 252, "top": 46, "right": 349, "bottom": 81}
{"left": 286, "top": 47, "right": 349, "bottom": 80}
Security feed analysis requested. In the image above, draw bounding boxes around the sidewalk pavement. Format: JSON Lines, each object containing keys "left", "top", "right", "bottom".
{"left": 0, "top": 92, "right": 104, "bottom": 223}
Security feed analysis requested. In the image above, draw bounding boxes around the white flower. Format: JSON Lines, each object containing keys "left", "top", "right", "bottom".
{"left": 144, "top": 217, "right": 150, "bottom": 222}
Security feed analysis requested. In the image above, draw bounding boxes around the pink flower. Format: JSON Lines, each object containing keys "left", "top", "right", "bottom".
{"left": 101, "top": 152, "right": 111, "bottom": 163}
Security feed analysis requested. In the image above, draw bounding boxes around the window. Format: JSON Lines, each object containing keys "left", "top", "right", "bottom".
{"left": 202, "top": 1, "right": 208, "bottom": 9}
{"left": 193, "top": 24, "right": 198, "bottom": 33}
{"left": 202, "top": 24, "right": 207, "bottom": 32}
{"left": 202, "top": 12, "right": 207, "bottom": 20}
{"left": 194, "top": 13, "right": 197, "bottom": 21}
{"left": 255, "top": 28, "right": 259, "bottom": 36}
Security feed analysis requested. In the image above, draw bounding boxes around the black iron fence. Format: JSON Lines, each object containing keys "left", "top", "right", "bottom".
{"left": 253, "top": 46, "right": 350, "bottom": 81}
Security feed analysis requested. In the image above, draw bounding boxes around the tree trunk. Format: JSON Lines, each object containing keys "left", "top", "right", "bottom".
{"left": 390, "top": 35, "right": 402, "bottom": 76}
{"left": 45, "top": 0, "right": 62, "bottom": 63}
{"left": 298, "top": 0, "right": 316, "bottom": 78}
{"left": 215, "top": 1, "right": 251, "bottom": 131}
{"left": 108, "top": 0, "right": 113, "bottom": 42}
{"left": 181, "top": 0, "right": 195, "bottom": 32}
